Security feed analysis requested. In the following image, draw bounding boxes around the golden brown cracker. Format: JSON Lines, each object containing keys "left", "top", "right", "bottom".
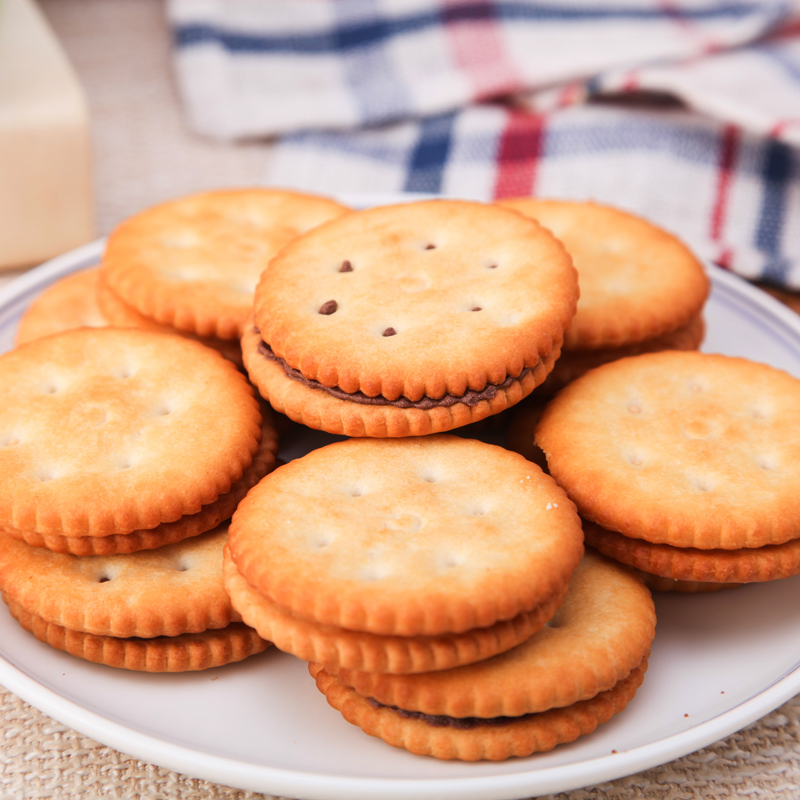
{"left": 330, "top": 552, "right": 654, "bottom": 717}
{"left": 0, "top": 328, "right": 261, "bottom": 536}
{"left": 229, "top": 436, "right": 584, "bottom": 636}
{"left": 242, "top": 322, "right": 553, "bottom": 437}
{"left": 102, "top": 188, "right": 351, "bottom": 340}
{"left": 311, "top": 657, "right": 647, "bottom": 761}
{"left": 0, "top": 527, "right": 239, "bottom": 639}
{"left": 97, "top": 275, "right": 243, "bottom": 367}
{"left": 223, "top": 546, "right": 569, "bottom": 674}
{"left": 541, "top": 313, "right": 705, "bottom": 395}
{"left": 249, "top": 200, "right": 577, "bottom": 433}
{"left": 4, "top": 421, "right": 278, "bottom": 555}
{"left": 585, "top": 521, "right": 800, "bottom": 584}
{"left": 498, "top": 198, "right": 709, "bottom": 350}
{"left": 536, "top": 351, "right": 800, "bottom": 549}
{"left": 8, "top": 600, "right": 270, "bottom": 671}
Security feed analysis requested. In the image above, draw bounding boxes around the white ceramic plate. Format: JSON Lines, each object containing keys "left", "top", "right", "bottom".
{"left": 1, "top": 229, "right": 800, "bottom": 800}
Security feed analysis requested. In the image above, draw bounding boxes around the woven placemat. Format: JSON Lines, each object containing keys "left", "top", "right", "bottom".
{"left": 2, "top": 684, "right": 799, "bottom": 800}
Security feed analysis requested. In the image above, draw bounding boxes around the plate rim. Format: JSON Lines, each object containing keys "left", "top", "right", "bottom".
{"left": 2, "top": 231, "right": 800, "bottom": 800}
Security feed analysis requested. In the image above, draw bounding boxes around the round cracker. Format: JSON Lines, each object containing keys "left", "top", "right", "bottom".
{"left": 311, "top": 658, "right": 647, "bottom": 762}
{"left": 15, "top": 268, "right": 108, "bottom": 346}
{"left": 229, "top": 436, "right": 584, "bottom": 637}
{"left": 498, "top": 198, "right": 709, "bottom": 350}
{"left": 585, "top": 521, "right": 800, "bottom": 584}
{"left": 102, "top": 188, "right": 351, "bottom": 340}
{"left": 331, "top": 552, "right": 655, "bottom": 717}
{"left": 7, "top": 602, "right": 270, "bottom": 672}
{"left": 253, "top": 200, "right": 578, "bottom": 404}
{"left": 223, "top": 546, "right": 569, "bottom": 674}
{"left": 0, "top": 527, "right": 238, "bottom": 638}
{"left": 0, "top": 328, "right": 261, "bottom": 536}
{"left": 536, "top": 351, "right": 800, "bottom": 549}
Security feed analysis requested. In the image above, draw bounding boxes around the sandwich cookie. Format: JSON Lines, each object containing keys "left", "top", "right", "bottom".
{"left": 311, "top": 552, "right": 655, "bottom": 760}
{"left": 0, "top": 525, "right": 270, "bottom": 671}
{"left": 226, "top": 436, "right": 584, "bottom": 673}
{"left": 498, "top": 199, "right": 709, "bottom": 392}
{"left": 244, "top": 200, "right": 578, "bottom": 437}
{"left": 536, "top": 351, "right": 800, "bottom": 590}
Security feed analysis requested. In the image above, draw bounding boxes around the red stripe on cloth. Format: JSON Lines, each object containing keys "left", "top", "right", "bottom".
{"left": 766, "top": 18, "right": 800, "bottom": 42}
{"left": 556, "top": 82, "right": 583, "bottom": 108}
{"left": 710, "top": 124, "right": 741, "bottom": 245}
{"left": 442, "top": 0, "right": 522, "bottom": 100}
{"left": 622, "top": 70, "right": 640, "bottom": 92}
{"left": 770, "top": 119, "right": 800, "bottom": 138}
{"left": 659, "top": 0, "right": 722, "bottom": 55}
{"left": 492, "top": 110, "right": 545, "bottom": 199}
{"left": 715, "top": 246, "right": 733, "bottom": 271}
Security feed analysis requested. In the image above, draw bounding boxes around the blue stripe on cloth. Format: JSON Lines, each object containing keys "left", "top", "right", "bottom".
{"left": 753, "top": 42, "right": 800, "bottom": 86}
{"left": 333, "top": 0, "right": 413, "bottom": 123}
{"left": 544, "top": 118, "right": 722, "bottom": 166}
{"left": 757, "top": 138, "right": 795, "bottom": 283}
{"left": 403, "top": 113, "right": 458, "bottom": 193}
{"left": 174, "top": 1, "right": 774, "bottom": 53}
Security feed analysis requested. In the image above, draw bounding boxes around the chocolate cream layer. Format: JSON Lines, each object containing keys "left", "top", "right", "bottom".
{"left": 257, "top": 335, "right": 530, "bottom": 410}
{"left": 368, "top": 698, "right": 529, "bottom": 729}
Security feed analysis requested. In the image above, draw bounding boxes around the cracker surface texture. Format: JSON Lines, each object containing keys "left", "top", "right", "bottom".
{"left": 311, "top": 552, "right": 655, "bottom": 760}
{"left": 498, "top": 198, "right": 709, "bottom": 350}
{"left": 536, "top": 351, "right": 800, "bottom": 549}
{"left": 102, "top": 188, "right": 351, "bottom": 339}
{"left": 247, "top": 200, "right": 578, "bottom": 434}
{"left": 0, "top": 328, "right": 261, "bottom": 536}
{"left": 229, "top": 435, "right": 584, "bottom": 637}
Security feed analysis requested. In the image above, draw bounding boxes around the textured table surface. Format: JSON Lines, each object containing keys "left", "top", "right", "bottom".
{"left": 1, "top": 2, "right": 799, "bottom": 798}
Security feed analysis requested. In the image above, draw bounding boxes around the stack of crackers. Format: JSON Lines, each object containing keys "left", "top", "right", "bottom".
{"left": 0, "top": 327, "right": 277, "bottom": 671}
{"left": 6, "top": 187, "right": 799, "bottom": 761}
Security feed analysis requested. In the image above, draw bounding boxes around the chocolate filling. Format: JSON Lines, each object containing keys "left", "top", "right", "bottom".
{"left": 256, "top": 333, "right": 529, "bottom": 410}
{"left": 368, "top": 698, "right": 532, "bottom": 729}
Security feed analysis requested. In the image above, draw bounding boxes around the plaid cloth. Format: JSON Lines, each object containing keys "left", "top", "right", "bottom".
{"left": 167, "top": 0, "right": 800, "bottom": 289}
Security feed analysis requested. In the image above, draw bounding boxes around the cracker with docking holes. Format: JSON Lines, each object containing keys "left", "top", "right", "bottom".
{"left": 227, "top": 436, "right": 584, "bottom": 672}
{"left": 0, "top": 526, "right": 270, "bottom": 671}
{"left": 310, "top": 552, "right": 654, "bottom": 761}
{"left": 244, "top": 200, "right": 578, "bottom": 437}
{"left": 101, "top": 188, "right": 351, "bottom": 341}
{"left": 536, "top": 351, "right": 800, "bottom": 588}
{"left": 16, "top": 268, "right": 108, "bottom": 346}
{"left": 0, "top": 328, "right": 262, "bottom": 537}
